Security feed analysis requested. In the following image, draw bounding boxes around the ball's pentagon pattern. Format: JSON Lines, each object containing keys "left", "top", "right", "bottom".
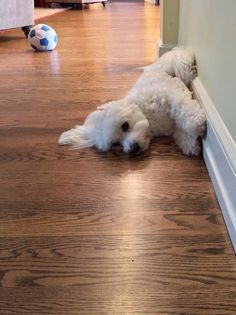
{"left": 28, "top": 24, "right": 58, "bottom": 51}
{"left": 29, "top": 30, "right": 36, "bottom": 38}
{"left": 40, "top": 38, "right": 49, "bottom": 46}
{"left": 41, "top": 25, "right": 51, "bottom": 32}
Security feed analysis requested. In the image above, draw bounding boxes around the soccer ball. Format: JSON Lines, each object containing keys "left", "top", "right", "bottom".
{"left": 28, "top": 24, "right": 58, "bottom": 51}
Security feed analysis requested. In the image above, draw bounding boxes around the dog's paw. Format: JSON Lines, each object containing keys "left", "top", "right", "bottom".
{"left": 195, "top": 111, "right": 207, "bottom": 137}
{"left": 182, "top": 140, "right": 201, "bottom": 156}
{"left": 191, "top": 141, "right": 201, "bottom": 156}
{"left": 196, "top": 121, "right": 206, "bottom": 137}
{"left": 190, "top": 64, "right": 198, "bottom": 80}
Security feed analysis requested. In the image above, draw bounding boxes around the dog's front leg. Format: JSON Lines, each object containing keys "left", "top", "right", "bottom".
{"left": 173, "top": 128, "right": 201, "bottom": 156}
{"left": 170, "top": 96, "right": 206, "bottom": 139}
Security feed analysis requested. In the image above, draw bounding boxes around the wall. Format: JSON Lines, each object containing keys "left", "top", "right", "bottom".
{"left": 158, "top": 0, "right": 179, "bottom": 56}
{"left": 161, "top": 0, "right": 179, "bottom": 45}
{"left": 179, "top": 0, "right": 236, "bottom": 141}
{"left": 178, "top": 0, "right": 236, "bottom": 252}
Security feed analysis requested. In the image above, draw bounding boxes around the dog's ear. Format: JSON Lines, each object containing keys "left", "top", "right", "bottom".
{"left": 97, "top": 101, "right": 113, "bottom": 111}
{"left": 59, "top": 103, "right": 114, "bottom": 151}
{"left": 58, "top": 125, "right": 95, "bottom": 149}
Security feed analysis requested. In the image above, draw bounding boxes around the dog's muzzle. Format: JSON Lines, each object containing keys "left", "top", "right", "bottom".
{"left": 128, "top": 143, "right": 141, "bottom": 155}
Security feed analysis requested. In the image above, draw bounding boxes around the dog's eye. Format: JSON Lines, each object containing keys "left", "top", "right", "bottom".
{"left": 121, "top": 122, "right": 129, "bottom": 132}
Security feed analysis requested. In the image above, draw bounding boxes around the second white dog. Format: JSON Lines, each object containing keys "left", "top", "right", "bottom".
{"left": 59, "top": 47, "right": 206, "bottom": 156}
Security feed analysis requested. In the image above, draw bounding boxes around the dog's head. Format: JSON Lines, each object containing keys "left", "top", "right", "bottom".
{"left": 59, "top": 100, "right": 151, "bottom": 155}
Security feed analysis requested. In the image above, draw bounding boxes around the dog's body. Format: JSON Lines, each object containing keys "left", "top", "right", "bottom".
{"left": 59, "top": 47, "right": 206, "bottom": 156}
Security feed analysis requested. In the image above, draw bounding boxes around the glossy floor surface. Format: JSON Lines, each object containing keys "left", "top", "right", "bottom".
{"left": 0, "top": 3, "right": 235, "bottom": 314}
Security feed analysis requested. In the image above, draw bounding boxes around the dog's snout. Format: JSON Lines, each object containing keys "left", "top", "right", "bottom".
{"left": 129, "top": 143, "right": 141, "bottom": 155}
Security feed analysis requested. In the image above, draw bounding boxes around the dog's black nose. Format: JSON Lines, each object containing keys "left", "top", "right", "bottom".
{"left": 129, "top": 143, "right": 141, "bottom": 155}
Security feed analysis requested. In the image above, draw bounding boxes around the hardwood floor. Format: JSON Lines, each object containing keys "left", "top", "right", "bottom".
{"left": 0, "top": 3, "right": 235, "bottom": 314}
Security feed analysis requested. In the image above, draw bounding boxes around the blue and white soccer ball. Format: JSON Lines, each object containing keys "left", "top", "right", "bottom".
{"left": 28, "top": 24, "right": 58, "bottom": 51}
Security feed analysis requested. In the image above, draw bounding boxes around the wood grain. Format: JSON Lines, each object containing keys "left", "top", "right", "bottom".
{"left": 0, "top": 3, "right": 235, "bottom": 315}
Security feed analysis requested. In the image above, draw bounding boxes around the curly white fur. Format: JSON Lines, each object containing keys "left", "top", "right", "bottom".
{"left": 59, "top": 47, "right": 206, "bottom": 156}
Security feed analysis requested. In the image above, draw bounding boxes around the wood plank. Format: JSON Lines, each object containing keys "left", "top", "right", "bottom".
{"left": 0, "top": 235, "right": 235, "bottom": 313}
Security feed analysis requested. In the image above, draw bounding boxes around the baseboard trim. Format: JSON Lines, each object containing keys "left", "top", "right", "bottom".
{"left": 192, "top": 78, "right": 236, "bottom": 252}
{"left": 157, "top": 40, "right": 176, "bottom": 57}
{"left": 144, "top": 0, "right": 156, "bottom": 4}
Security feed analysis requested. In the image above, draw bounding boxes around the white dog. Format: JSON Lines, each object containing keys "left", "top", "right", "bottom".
{"left": 59, "top": 47, "right": 206, "bottom": 156}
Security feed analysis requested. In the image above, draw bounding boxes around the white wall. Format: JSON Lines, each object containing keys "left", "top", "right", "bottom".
{"left": 158, "top": 0, "right": 179, "bottom": 56}
{"left": 179, "top": 0, "right": 236, "bottom": 142}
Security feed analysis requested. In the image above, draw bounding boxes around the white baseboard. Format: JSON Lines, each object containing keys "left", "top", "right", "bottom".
{"left": 157, "top": 40, "right": 176, "bottom": 57}
{"left": 144, "top": 0, "right": 156, "bottom": 4}
{"left": 192, "top": 78, "right": 236, "bottom": 252}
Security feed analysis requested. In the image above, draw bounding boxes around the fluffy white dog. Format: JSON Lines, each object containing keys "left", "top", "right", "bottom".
{"left": 59, "top": 47, "right": 206, "bottom": 156}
